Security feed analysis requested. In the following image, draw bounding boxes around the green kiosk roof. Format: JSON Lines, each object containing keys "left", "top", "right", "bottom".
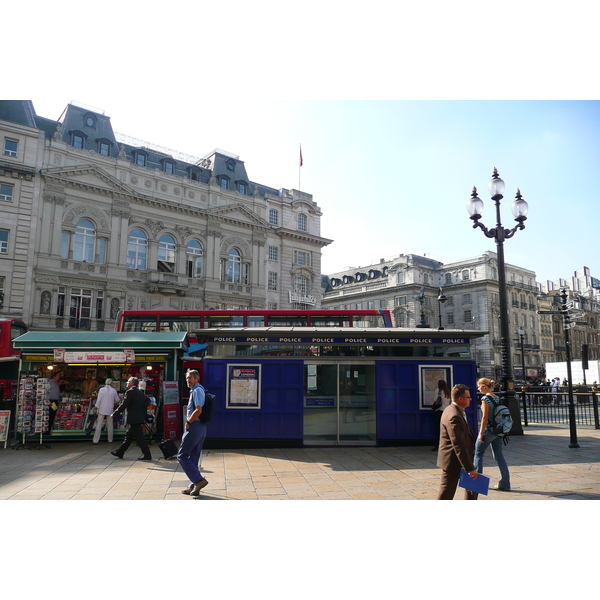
{"left": 13, "top": 331, "right": 189, "bottom": 351}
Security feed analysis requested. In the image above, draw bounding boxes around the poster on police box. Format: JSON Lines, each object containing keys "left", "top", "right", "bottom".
{"left": 227, "top": 364, "right": 261, "bottom": 409}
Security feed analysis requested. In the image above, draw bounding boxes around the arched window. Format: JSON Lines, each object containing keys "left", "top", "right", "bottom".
{"left": 298, "top": 213, "right": 307, "bottom": 231}
{"left": 158, "top": 234, "right": 176, "bottom": 264}
{"left": 127, "top": 228, "right": 147, "bottom": 270}
{"left": 73, "top": 219, "right": 96, "bottom": 262}
{"left": 222, "top": 248, "right": 241, "bottom": 283}
{"left": 186, "top": 240, "right": 203, "bottom": 278}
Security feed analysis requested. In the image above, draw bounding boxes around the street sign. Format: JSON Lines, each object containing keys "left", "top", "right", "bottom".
{"left": 566, "top": 300, "right": 576, "bottom": 309}
{"left": 567, "top": 311, "right": 585, "bottom": 319}
{"left": 564, "top": 321, "right": 576, "bottom": 330}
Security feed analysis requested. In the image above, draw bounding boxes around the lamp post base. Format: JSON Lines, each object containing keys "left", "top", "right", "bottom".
{"left": 502, "top": 390, "right": 524, "bottom": 435}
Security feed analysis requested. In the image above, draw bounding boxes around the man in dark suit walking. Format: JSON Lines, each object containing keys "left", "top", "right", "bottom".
{"left": 436, "top": 383, "right": 478, "bottom": 500}
{"left": 110, "top": 377, "right": 152, "bottom": 461}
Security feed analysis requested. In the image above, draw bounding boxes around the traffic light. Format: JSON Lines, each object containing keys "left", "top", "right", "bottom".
{"left": 582, "top": 344, "right": 589, "bottom": 370}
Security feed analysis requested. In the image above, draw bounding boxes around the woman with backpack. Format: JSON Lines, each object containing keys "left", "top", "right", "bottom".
{"left": 474, "top": 378, "right": 511, "bottom": 491}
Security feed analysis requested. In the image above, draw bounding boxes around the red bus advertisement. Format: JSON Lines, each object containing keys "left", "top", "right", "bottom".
{"left": 0, "top": 318, "right": 28, "bottom": 402}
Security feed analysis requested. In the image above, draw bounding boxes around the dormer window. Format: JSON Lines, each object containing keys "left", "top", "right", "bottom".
{"left": 187, "top": 166, "right": 200, "bottom": 181}
{"left": 96, "top": 138, "right": 113, "bottom": 157}
{"left": 226, "top": 159, "right": 235, "bottom": 171}
{"left": 133, "top": 151, "right": 147, "bottom": 167}
{"left": 219, "top": 176, "right": 229, "bottom": 190}
{"left": 70, "top": 131, "right": 86, "bottom": 149}
{"left": 162, "top": 160, "right": 175, "bottom": 175}
{"left": 84, "top": 113, "right": 97, "bottom": 128}
{"left": 238, "top": 182, "right": 247, "bottom": 194}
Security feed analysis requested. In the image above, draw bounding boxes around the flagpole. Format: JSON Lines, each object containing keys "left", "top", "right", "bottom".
{"left": 299, "top": 143, "right": 302, "bottom": 191}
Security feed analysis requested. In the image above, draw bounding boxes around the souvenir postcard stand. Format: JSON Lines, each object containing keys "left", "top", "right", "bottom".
{"left": 141, "top": 391, "right": 161, "bottom": 445}
{"left": 13, "top": 374, "right": 50, "bottom": 450}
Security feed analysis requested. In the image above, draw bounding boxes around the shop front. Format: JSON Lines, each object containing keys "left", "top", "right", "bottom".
{"left": 12, "top": 332, "right": 188, "bottom": 445}
{"left": 196, "top": 327, "right": 486, "bottom": 448}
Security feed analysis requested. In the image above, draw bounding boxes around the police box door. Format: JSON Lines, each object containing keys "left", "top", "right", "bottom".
{"left": 303, "top": 361, "right": 376, "bottom": 445}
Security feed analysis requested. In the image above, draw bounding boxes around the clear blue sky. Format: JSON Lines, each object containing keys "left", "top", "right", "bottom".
{"left": 27, "top": 98, "right": 600, "bottom": 285}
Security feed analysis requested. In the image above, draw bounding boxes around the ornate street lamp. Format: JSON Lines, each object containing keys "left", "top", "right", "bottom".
{"left": 537, "top": 289, "right": 580, "bottom": 447}
{"left": 467, "top": 168, "right": 528, "bottom": 434}
{"left": 437, "top": 287, "right": 447, "bottom": 330}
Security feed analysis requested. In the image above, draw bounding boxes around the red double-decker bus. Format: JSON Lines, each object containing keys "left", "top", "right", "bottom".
{"left": 115, "top": 309, "right": 393, "bottom": 342}
{"left": 0, "top": 318, "right": 28, "bottom": 401}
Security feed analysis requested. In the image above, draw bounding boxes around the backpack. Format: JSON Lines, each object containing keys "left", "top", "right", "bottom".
{"left": 199, "top": 387, "right": 215, "bottom": 424}
{"left": 486, "top": 395, "right": 512, "bottom": 443}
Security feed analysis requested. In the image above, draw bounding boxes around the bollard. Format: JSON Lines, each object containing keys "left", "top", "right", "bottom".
{"left": 592, "top": 388, "right": 599, "bottom": 430}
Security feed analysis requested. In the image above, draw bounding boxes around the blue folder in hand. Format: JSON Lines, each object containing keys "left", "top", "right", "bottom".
{"left": 459, "top": 469, "right": 490, "bottom": 495}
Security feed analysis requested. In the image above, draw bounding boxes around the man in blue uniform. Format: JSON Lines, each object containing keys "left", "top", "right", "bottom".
{"left": 179, "top": 369, "right": 209, "bottom": 496}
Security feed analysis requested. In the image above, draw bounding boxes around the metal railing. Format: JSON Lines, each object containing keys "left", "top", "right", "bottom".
{"left": 517, "top": 390, "right": 600, "bottom": 428}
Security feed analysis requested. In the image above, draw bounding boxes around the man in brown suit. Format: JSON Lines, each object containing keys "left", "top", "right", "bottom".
{"left": 436, "top": 383, "right": 479, "bottom": 500}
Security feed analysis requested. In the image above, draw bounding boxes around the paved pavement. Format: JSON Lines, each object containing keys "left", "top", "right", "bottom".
{"left": 1, "top": 423, "right": 599, "bottom": 500}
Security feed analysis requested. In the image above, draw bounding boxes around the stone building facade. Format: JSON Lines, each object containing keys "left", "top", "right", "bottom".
{"left": 0, "top": 101, "right": 331, "bottom": 332}
{"left": 322, "top": 251, "right": 542, "bottom": 381}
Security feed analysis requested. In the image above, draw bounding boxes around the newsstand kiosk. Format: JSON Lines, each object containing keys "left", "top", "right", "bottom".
{"left": 11, "top": 332, "right": 189, "bottom": 447}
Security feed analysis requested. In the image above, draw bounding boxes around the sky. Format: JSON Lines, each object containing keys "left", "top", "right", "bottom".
{"left": 25, "top": 99, "right": 599, "bottom": 285}
{"left": 7, "top": 2, "right": 599, "bottom": 288}
{"left": 6, "top": 2, "right": 597, "bottom": 570}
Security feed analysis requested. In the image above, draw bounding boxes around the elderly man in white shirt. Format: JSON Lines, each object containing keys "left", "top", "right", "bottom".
{"left": 93, "top": 378, "right": 120, "bottom": 443}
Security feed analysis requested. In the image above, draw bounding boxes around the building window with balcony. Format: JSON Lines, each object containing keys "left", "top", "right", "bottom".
{"left": 127, "top": 228, "right": 147, "bottom": 270}
{"left": 294, "top": 275, "right": 309, "bottom": 295}
{"left": 221, "top": 248, "right": 242, "bottom": 283}
{"left": 186, "top": 240, "right": 203, "bottom": 278}
{"left": 73, "top": 219, "right": 96, "bottom": 262}
{"left": 0, "top": 183, "right": 14, "bottom": 202}
{"left": 3, "top": 139, "right": 18, "bottom": 157}
{"left": 158, "top": 234, "right": 176, "bottom": 272}
{"left": 69, "top": 288, "right": 92, "bottom": 329}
